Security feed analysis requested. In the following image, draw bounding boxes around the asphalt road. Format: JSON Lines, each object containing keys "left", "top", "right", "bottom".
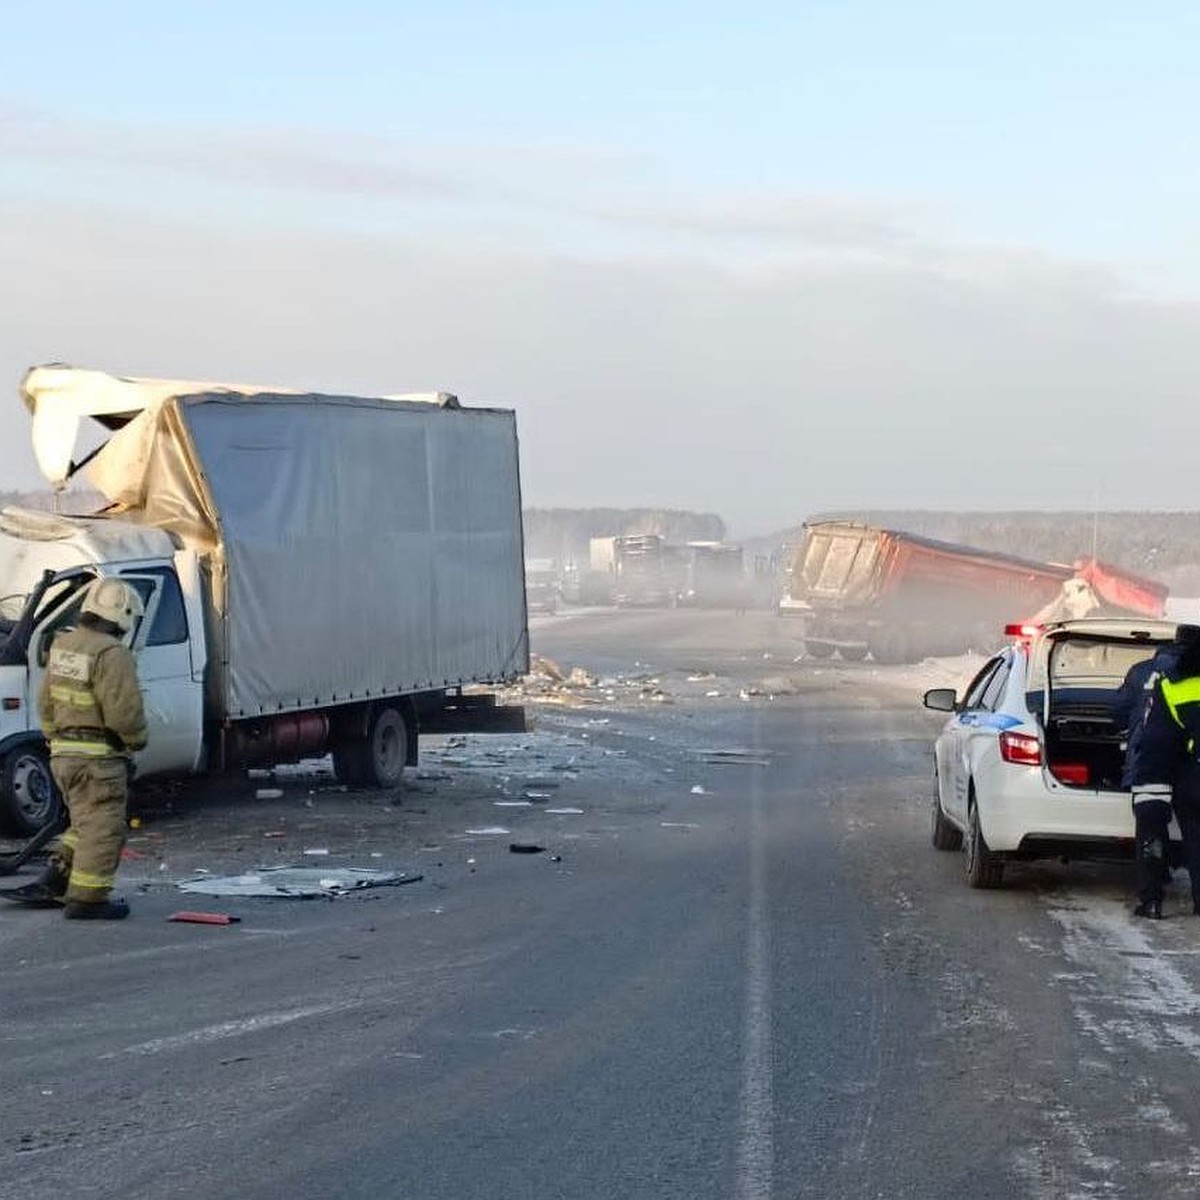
{"left": 4, "top": 609, "right": 1200, "bottom": 1199}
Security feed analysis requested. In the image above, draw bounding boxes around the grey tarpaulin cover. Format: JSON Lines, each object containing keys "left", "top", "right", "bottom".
{"left": 30, "top": 377, "right": 530, "bottom": 719}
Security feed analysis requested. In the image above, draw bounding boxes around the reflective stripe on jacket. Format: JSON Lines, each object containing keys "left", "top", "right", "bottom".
{"left": 1162, "top": 675, "right": 1200, "bottom": 756}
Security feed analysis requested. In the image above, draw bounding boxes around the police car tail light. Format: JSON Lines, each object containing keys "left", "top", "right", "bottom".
{"left": 999, "top": 730, "right": 1042, "bottom": 766}
{"left": 1048, "top": 762, "right": 1089, "bottom": 785}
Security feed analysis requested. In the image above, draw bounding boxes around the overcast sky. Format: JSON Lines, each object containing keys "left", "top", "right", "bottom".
{"left": 3, "top": 2, "right": 1200, "bottom": 535}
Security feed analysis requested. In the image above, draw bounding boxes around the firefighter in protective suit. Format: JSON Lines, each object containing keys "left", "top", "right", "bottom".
{"left": 32, "top": 578, "right": 147, "bottom": 919}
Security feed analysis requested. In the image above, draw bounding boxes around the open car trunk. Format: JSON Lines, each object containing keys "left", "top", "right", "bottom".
{"left": 1037, "top": 630, "right": 1173, "bottom": 792}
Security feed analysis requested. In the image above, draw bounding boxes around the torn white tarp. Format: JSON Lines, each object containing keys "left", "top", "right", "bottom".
{"left": 177, "top": 866, "right": 421, "bottom": 898}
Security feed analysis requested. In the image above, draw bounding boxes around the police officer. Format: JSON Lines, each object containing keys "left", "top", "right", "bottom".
{"left": 34, "top": 578, "right": 147, "bottom": 919}
{"left": 1122, "top": 624, "right": 1200, "bottom": 919}
{"left": 1160, "top": 639, "right": 1200, "bottom": 915}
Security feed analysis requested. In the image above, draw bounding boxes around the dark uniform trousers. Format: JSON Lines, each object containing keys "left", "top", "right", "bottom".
{"left": 1133, "top": 787, "right": 1174, "bottom": 906}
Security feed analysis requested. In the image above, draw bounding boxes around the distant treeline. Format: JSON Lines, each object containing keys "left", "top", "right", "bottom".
{"left": 524, "top": 508, "right": 726, "bottom": 563}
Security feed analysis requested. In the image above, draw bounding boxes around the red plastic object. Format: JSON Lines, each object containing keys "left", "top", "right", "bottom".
{"left": 1049, "top": 762, "right": 1090, "bottom": 786}
{"left": 168, "top": 911, "right": 241, "bottom": 925}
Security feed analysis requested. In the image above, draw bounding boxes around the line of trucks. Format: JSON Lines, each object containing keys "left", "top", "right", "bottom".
{"left": 0, "top": 365, "right": 530, "bottom": 835}
{"left": 777, "top": 520, "right": 1169, "bottom": 664}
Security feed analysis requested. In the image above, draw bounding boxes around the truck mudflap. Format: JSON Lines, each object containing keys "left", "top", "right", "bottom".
{"left": 417, "top": 692, "right": 527, "bottom": 735}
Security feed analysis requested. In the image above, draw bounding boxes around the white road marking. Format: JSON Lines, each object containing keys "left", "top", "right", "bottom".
{"left": 735, "top": 775, "right": 774, "bottom": 1200}
{"left": 104, "top": 998, "right": 369, "bottom": 1058}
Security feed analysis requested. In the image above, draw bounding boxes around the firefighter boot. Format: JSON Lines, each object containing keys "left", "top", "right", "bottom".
{"left": 63, "top": 897, "right": 130, "bottom": 920}
{"left": 1134, "top": 899, "right": 1164, "bottom": 920}
{"left": 32, "top": 861, "right": 68, "bottom": 900}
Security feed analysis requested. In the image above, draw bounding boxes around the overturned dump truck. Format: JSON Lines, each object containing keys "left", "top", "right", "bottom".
{"left": 0, "top": 365, "right": 529, "bottom": 834}
{"left": 781, "top": 521, "right": 1166, "bottom": 664}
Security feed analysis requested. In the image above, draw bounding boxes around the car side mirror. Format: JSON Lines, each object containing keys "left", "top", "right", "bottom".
{"left": 923, "top": 687, "right": 958, "bottom": 713}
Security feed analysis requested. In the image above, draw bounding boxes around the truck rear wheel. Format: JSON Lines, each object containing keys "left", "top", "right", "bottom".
{"left": 366, "top": 706, "right": 407, "bottom": 787}
{"left": 0, "top": 746, "right": 63, "bottom": 837}
{"left": 333, "top": 706, "right": 408, "bottom": 789}
{"left": 804, "top": 640, "right": 835, "bottom": 659}
{"left": 839, "top": 645, "right": 868, "bottom": 662}
{"left": 869, "top": 628, "right": 911, "bottom": 665}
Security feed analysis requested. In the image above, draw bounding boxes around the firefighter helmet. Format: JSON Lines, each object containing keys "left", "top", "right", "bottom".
{"left": 81, "top": 578, "right": 145, "bottom": 635}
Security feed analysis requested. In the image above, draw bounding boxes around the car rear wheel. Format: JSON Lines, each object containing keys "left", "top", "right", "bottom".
{"left": 931, "top": 772, "right": 962, "bottom": 851}
{"left": 965, "top": 794, "right": 1005, "bottom": 888}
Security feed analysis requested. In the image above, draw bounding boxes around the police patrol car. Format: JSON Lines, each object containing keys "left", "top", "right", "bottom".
{"left": 923, "top": 618, "right": 1179, "bottom": 888}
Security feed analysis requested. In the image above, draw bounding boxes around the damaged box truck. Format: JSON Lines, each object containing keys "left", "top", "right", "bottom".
{"left": 0, "top": 366, "right": 529, "bottom": 835}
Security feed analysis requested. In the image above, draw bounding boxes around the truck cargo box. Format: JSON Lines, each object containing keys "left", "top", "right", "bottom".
{"left": 24, "top": 370, "right": 529, "bottom": 720}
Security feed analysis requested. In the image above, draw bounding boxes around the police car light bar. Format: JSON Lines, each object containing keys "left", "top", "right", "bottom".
{"left": 1005, "top": 623, "right": 1042, "bottom": 640}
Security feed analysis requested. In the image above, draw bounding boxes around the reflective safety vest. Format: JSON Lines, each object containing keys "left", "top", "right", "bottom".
{"left": 1160, "top": 675, "right": 1200, "bottom": 756}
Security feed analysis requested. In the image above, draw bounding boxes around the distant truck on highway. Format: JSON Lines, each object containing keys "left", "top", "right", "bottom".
{"left": 0, "top": 365, "right": 529, "bottom": 835}
{"left": 524, "top": 558, "right": 560, "bottom": 614}
{"left": 576, "top": 534, "right": 681, "bottom": 607}
{"left": 612, "top": 534, "right": 681, "bottom": 607}
{"left": 677, "top": 542, "right": 745, "bottom": 608}
{"left": 780, "top": 520, "right": 1167, "bottom": 663}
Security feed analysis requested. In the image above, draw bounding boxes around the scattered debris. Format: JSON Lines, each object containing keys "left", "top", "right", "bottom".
{"left": 178, "top": 867, "right": 422, "bottom": 899}
{"left": 168, "top": 911, "right": 241, "bottom": 926}
{"left": 255, "top": 788, "right": 284, "bottom": 800}
{"left": 545, "top": 807, "right": 583, "bottom": 815}
{"left": 302, "top": 847, "right": 330, "bottom": 856}
{"left": 699, "top": 749, "right": 772, "bottom": 767}
{"left": 509, "top": 843, "right": 546, "bottom": 854}
{"left": 464, "top": 826, "right": 510, "bottom": 836}
{"left": 524, "top": 791, "right": 553, "bottom": 801}
{"left": 661, "top": 822, "right": 700, "bottom": 829}
{"left": 495, "top": 800, "right": 533, "bottom": 808}
{"left": 690, "top": 785, "right": 707, "bottom": 795}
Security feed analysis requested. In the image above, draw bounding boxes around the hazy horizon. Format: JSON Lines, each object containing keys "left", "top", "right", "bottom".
{"left": 4, "top": 4, "right": 1200, "bottom": 536}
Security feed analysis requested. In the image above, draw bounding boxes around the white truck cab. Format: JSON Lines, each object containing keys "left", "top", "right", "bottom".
{"left": 0, "top": 507, "right": 206, "bottom": 832}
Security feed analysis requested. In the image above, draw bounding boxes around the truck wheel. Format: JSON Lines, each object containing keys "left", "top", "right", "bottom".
{"left": 0, "top": 746, "right": 63, "bottom": 837}
{"left": 839, "top": 645, "right": 868, "bottom": 662}
{"left": 931, "top": 772, "right": 962, "bottom": 851}
{"left": 804, "top": 640, "right": 835, "bottom": 659}
{"left": 869, "top": 628, "right": 910, "bottom": 664}
{"left": 965, "top": 794, "right": 1004, "bottom": 888}
{"left": 364, "top": 706, "right": 408, "bottom": 788}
